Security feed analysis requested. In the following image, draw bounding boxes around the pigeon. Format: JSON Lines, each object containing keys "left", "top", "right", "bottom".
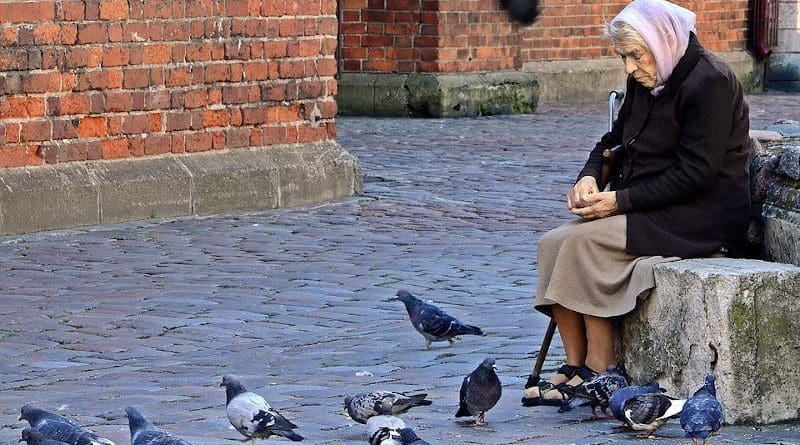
{"left": 559, "top": 365, "right": 628, "bottom": 417}
{"left": 500, "top": 0, "right": 541, "bottom": 25}
{"left": 220, "top": 374, "right": 304, "bottom": 443}
{"left": 392, "top": 290, "right": 484, "bottom": 350}
{"left": 345, "top": 391, "right": 432, "bottom": 424}
{"left": 366, "top": 416, "right": 405, "bottom": 445}
{"left": 125, "top": 406, "right": 192, "bottom": 445}
{"left": 18, "top": 405, "right": 115, "bottom": 445}
{"left": 455, "top": 357, "right": 502, "bottom": 426}
{"left": 680, "top": 375, "right": 723, "bottom": 444}
{"left": 20, "top": 428, "right": 70, "bottom": 445}
{"left": 608, "top": 383, "right": 663, "bottom": 423}
{"left": 623, "top": 393, "right": 687, "bottom": 437}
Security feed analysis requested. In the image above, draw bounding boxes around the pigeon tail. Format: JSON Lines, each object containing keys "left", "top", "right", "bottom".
{"left": 91, "top": 438, "right": 116, "bottom": 445}
{"left": 559, "top": 397, "right": 590, "bottom": 413}
{"left": 454, "top": 405, "right": 471, "bottom": 418}
{"left": 454, "top": 324, "right": 484, "bottom": 337}
{"left": 407, "top": 393, "right": 433, "bottom": 407}
{"left": 277, "top": 430, "right": 304, "bottom": 441}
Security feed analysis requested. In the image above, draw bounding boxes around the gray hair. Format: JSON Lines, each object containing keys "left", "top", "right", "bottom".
{"left": 604, "top": 20, "right": 651, "bottom": 53}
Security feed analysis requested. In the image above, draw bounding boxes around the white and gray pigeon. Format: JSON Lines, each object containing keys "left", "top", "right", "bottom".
{"left": 20, "top": 428, "right": 70, "bottom": 445}
{"left": 608, "top": 383, "right": 663, "bottom": 424}
{"left": 559, "top": 365, "right": 629, "bottom": 418}
{"left": 366, "top": 416, "right": 405, "bottom": 445}
{"left": 125, "top": 406, "right": 192, "bottom": 445}
{"left": 220, "top": 374, "right": 304, "bottom": 443}
{"left": 455, "top": 357, "right": 502, "bottom": 426}
{"left": 18, "top": 405, "right": 115, "bottom": 445}
{"left": 392, "top": 290, "right": 484, "bottom": 350}
{"left": 345, "top": 390, "right": 432, "bottom": 424}
{"left": 680, "top": 375, "right": 723, "bottom": 445}
{"left": 623, "top": 393, "right": 686, "bottom": 437}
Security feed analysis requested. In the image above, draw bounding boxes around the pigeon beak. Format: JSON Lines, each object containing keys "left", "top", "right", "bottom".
{"left": 17, "top": 413, "right": 21, "bottom": 421}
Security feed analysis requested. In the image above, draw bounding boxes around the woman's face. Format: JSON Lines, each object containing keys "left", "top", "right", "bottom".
{"left": 615, "top": 44, "right": 658, "bottom": 88}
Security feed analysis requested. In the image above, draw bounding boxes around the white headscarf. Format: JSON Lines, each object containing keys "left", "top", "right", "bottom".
{"left": 611, "top": 0, "right": 696, "bottom": 95}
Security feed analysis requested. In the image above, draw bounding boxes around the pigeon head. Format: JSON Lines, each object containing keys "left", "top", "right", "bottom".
{"left": 478, "top": 357, "right": 497, "bottom": 374}
{"left": 393, "top": 290, "right": 418, "bottom": 305}
{"left": 220, "top": 374, "right": 248, "bottom": 404}
{"left": 18, "top": 404, "right": 42, "bottom": 423}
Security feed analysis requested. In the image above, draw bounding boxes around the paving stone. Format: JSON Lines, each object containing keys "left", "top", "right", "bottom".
{"left": 0, "top": 93, "right": 799, "bottom": 445}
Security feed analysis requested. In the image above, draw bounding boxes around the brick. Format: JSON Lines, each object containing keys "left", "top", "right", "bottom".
{"left": 60, "top": 24, "right": 78, "bottom": 44}
{"left": 183, "top": 89, "right": 208, "bottom": 108}
{"left": 1, "top": 97, "right": 45, "bottom": 119}
{"left": 0, "top": 49, "right": 29, "bottom": 71}
{"left": 76, "top": 116, "right": 106, "bottom": 137}
{"left": 144, "top": 90, "right": 170, "bottom": 110}
{"left": 121, "top": 114, "right": 150, "bottom": 134}
{"left": 99, "top": 0, "right": 129, "bottom": 19}
{"left": 204, "top": 63, "right": 231, "bottom": 82}
{"left": 62, "top": 0, "right": 85, "bottom": 20}
{"left": 225, "top": 127, "right": 250, "bottom": 148}
{"left": 149, "top": 112, "right": 163, "bottom": 132}
{"left": 22, "top": 72, "right": 61, "bottom": 94}
{"left": 266, "top": 104, "right": 300, "bottom": 123}
{"left": 77, "top": 22, "right": 107, "bottom": 44}
{"left": 101, "top": 138, "right": 129, "bottom": 159}
{"left": 144, "top": 134, "right": 171, "bottom": 155}
{"left": 33, "top": 23, "right": 61, "bottom": 45}
{"left": 0, "top": 145, "right": 43, "bottom": 168}
{"left": 165, "top": 111, "right": 192, "bottom": 131}
{"left": 143, "top": 44, "right": 171, "bottom": 64}
{"left": 186, "top": 43, "right": 212, "bottom": 62}
{"left": 60, "top": 94, "right": 91, "bottom": 115}
{"left": 5, "top": 122, "right": 21, "bottom": 143}
{"left": 185, "top": 132, "right": 213, "bottom": 152}
{"left": 52, "top": 119, "right": 78, "bottom": 139}
{"left": 123, "top": 68, "right": 150, "bottom": 88}
{"left": 20, "top": 120, "right": 52, "bottom": 142}
{"left": 102, "top": 46, "right": 130, "bottom": 67}
{"left": 203, "top": 109, "right": 229, "bottom": 128}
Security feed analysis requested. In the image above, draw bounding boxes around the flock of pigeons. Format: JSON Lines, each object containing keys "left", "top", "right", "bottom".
{"left": 14, "top": 289, "right": 723, "bottom": 444}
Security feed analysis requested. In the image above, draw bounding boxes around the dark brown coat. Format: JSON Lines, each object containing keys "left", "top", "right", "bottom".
{"left": 579, "top": 34, "right": 751, "bottom": 258}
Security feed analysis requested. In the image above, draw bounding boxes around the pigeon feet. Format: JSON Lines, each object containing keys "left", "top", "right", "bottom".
{"left": 474, "top": 413, "right": 486, "bottom": 426}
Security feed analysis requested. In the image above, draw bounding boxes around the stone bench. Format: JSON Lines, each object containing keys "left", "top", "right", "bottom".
{"left": 619, "top": 125, "right": 800, "bottom": 425}
{"left": 620, "top": 258, "right": 800, "bottom": 425}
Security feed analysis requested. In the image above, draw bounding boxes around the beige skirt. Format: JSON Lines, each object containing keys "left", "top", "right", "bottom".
{"left": 534, "top": 215, "right": 679, "bottom": 318}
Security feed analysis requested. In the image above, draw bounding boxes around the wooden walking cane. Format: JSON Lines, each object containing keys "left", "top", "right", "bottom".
{"left": 524, "top": 319, "right": 557, "bottom": 389}
{"left": 525, "top": 89, "right": 626, "bottom": 391}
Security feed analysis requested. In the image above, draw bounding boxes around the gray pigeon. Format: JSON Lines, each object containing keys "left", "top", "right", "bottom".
{"left": 18, "top": 405, "right": 115, "bottom": 445}
{"left": 220, "top": 374, "right": 304, "bottom": 443}
{"left": 680, "top": 375, "right": 723, "bottom": 444}
{"left": 20, "top": 428, "right": 70, "bottom": 445}
{"left": 345, "top": 390, "right": 432, "bottom": 424}
{"left": 623, "top": 393, "right": 686, "bottom": 437}
{"left": 125, "top": 406, "right": 192, "bottom": 445}
{"left": 455, "top": 357, "right": 502, "bottom": 426}
{"left": 559, "top": 365, "right": 628, "bottom": 418}
{"left": 608, "top": 383, "right": 663, "bottom": 424}
{"left": 392, "top": 290, "right": 484, "bottom": 350}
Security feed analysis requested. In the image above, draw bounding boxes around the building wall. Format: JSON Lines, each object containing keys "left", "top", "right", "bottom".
{"left": 339, "top": 0, "right": 750, "bottom": 74}
{"left": 0, "top": 0, "right": 339, "bottom": 168}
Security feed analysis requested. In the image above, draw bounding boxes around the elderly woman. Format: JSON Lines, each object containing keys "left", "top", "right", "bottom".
{"left": 524, "top": 0, "right": 751, "bottom": 405}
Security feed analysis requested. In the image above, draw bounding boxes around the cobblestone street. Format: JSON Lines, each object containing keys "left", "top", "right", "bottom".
{"left": 1, "top": 92, "right": 799, "bottom": 444}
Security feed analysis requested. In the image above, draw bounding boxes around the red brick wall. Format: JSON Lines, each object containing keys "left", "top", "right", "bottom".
{"left": 340, "top": 0, "right": 520, "bottom": 73}
{"left": 0, "top": 0, "right": 338, "bottom": 168}
{"left": 522, "top": 0, "right": 749, "bottom": 62}
{"left": 340, "top": 0, "right": 750, "bottom": 73}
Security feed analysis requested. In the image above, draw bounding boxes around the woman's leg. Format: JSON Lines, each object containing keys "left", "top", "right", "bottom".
{"left": 550, "top": 304, "right": 587, "bottom": 383}
{"left": 584, "top": 314, "right": 616, "bottom": 373}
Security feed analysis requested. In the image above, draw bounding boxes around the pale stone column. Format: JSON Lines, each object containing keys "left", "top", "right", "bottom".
{"left": 768, "top": 0, "right": 800, "bottom": 90}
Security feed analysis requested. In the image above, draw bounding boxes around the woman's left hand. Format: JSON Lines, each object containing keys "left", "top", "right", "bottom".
{"left": 569, "top": 191, "right": 620, "bottom": 219}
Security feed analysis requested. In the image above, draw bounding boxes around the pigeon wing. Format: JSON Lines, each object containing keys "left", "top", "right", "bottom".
{"left": 227, "top": 392, "right": 271, "bottom": 436}
{"left": 32, "top": 417, "right": 112, "bottom": 445}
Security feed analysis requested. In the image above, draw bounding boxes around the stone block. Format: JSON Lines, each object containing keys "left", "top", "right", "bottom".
{"left": 0, "top": 164, "right": 99, "bottom": 235}
{"left": 336, "top": 73, "right": 377, "bottom": 116}
{"left": 621, "top": 258, "right": 800, "bottom": 425}
{"left": 89, "top": 157, "right": 193, "bottom": 224}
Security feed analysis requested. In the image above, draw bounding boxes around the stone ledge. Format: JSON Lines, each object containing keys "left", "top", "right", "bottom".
{"left": 0, "top": 141, "right": 362, "bottom": 236}
{"left": 621, "top": 258, "right": 800, "bottom": 425}
{"left": 522, "top": 51, "right": 762, "bottom": 104}
{"left": 337, "top": 71, "right": 539, "bottom": 117}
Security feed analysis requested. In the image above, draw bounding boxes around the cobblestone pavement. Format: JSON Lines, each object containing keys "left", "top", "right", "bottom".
{"left": 1, "top": 92, "right": 799, "bottom": 445}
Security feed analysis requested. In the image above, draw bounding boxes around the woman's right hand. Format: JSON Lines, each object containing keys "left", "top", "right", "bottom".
{"left": 567, "top": 176, "right": 600, "bottom": 210}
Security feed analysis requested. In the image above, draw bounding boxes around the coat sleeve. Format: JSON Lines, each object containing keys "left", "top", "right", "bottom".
{"left": 615, "top": 68, "right": 735, "bottom": 213}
